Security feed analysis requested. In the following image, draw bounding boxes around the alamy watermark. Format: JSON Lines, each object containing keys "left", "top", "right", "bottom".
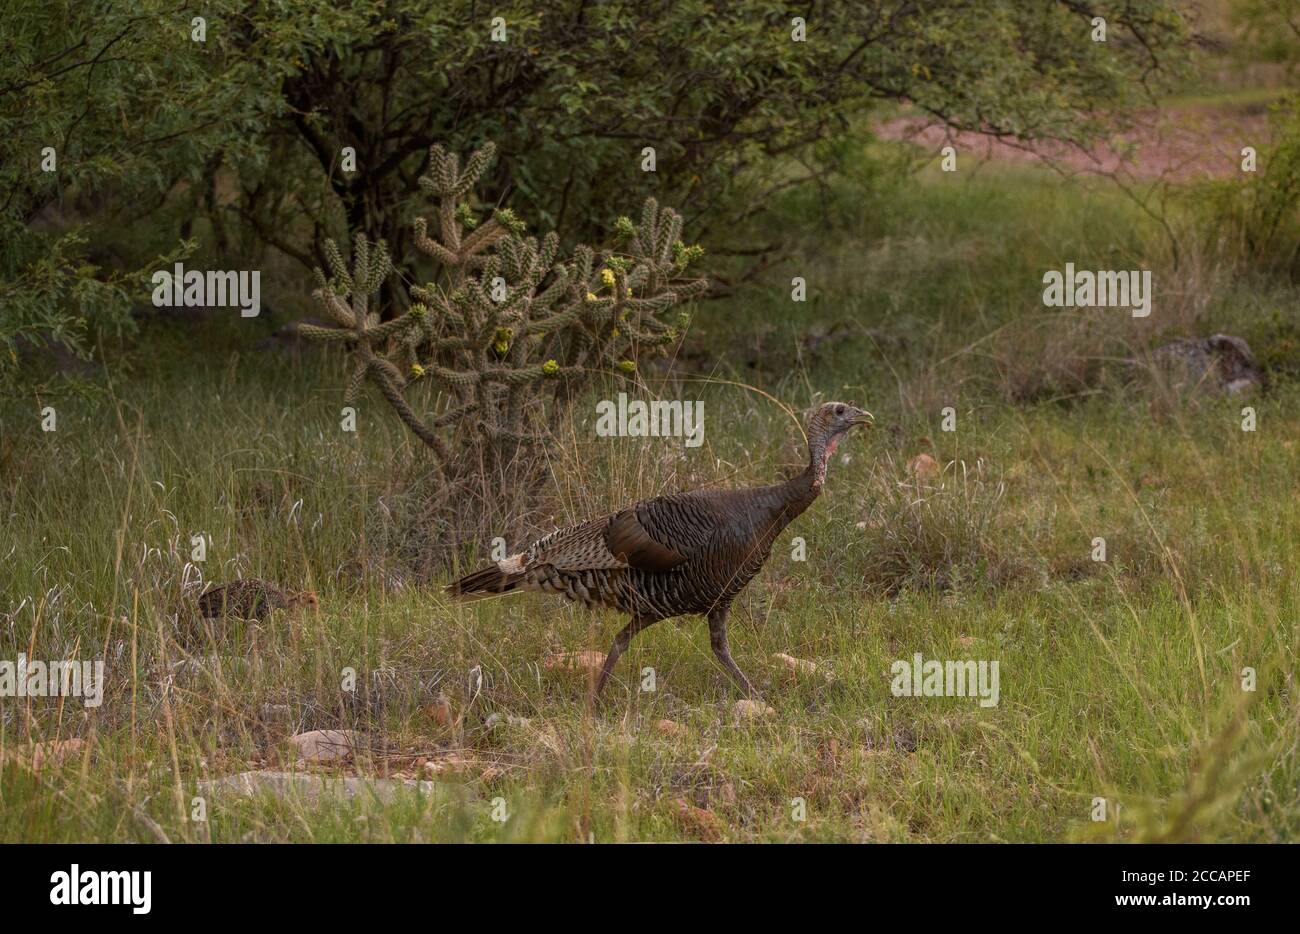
{"left": 595, "top": 392, "right": 704, "bottom": 447}
{"left": 890, "top": 652, "right": 1000, "bottom": 708}
{"left": 151, "top": 262, "right": 261, "bottom": 317}
{"left": 1042, "top": 263, "right": 1151, "bottom": 318}
{"left": 0, "top": 653, "right": 104, "bottom": 707}
{"left": 50, "top": 865, "right": 151, "bottom": 914}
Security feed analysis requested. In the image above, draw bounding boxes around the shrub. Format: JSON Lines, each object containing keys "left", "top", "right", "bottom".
{"left": 856, "top": 455, "right": 1026, "bottom": 594}
{"left": 3, "top": 0, "right": 1196, "bottom": 387}
{"left": 226, "top": 0, "right": 1193, "bottom": 311}
{"left": 0, "top": 2, "right": 259, "bottom": 395}
{"left": 1199, "top": 94, "right": 1300, "bottom": 279}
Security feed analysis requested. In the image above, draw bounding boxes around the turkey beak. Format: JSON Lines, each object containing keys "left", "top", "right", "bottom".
{"left": 852, "top": 410, "right": 874, "bottom": 429}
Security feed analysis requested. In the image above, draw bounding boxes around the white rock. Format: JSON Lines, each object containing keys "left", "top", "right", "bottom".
{"left": 772, "top": 652, "right": 834, "bottom": 681}
{"left": 732, "top": 699, "right": 776, "bottom": 723}
{"left": 289, "top": 729, "right": 362, "bottom": 763}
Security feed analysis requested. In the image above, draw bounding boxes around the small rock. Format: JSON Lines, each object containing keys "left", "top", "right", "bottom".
{"left": 732, "top": 699, "right": 775, "bottom": 723}
{"left": 653, "top": 718, "right": 686, "bottom": 738}
{"left": 423, "top": 756, "right": 482, "bottom": 778}
{"left": 907, "top": 453, "right": 941, "bottom": 478}
{"left": 289, "top": 729, "right": 361, "bottom": 764}
{"left": 672, "top": 798, "right": 724, "bottom": 842}
{"left": 772, "top": 652, "right": 833, "bottom": 682}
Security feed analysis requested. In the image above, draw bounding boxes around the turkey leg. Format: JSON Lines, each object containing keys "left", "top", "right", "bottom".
{"left": 708, "top": 607, "right": 761, "bottom": 698}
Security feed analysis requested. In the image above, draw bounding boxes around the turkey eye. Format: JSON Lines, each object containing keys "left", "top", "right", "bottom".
{"left": 834, "top": 405, "right": 845, "bottom": 415}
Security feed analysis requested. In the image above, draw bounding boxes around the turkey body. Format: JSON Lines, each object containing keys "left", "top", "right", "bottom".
{"left": 447, "top": 401, "right": 870, "bottom": 697}
{"left": 187, "top": 579, "right": 318, "bottom": 647}
{"left": 515, "top": 480, "right": 815, "bottom": 621}
{"left": 198, "top": 579, "right": 291, "bottom": 621}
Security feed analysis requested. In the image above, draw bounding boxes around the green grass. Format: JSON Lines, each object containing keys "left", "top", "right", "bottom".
{"left": 2, "top": 151, "right": 1298, "bottom": 843}
{"left": 1160, "top": 86, "right": 1293, "bottom": 112}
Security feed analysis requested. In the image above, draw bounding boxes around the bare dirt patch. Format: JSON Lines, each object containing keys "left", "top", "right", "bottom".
{"left": 876, "top": 105, "right": 1271, "bottom": 183}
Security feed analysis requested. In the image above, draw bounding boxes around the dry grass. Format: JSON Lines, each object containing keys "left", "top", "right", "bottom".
{"left": 856, "top": 455, "right": 1027, "bottom": 594}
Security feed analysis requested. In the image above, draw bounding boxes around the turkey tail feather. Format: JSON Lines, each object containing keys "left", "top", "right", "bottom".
{"left": 447, "top": 565, "right": 523, "bottom": 597}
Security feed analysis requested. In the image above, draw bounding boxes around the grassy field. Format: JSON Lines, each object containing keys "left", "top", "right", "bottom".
{"left": 2, "top": 140, "right": 1298, "bottom": 843}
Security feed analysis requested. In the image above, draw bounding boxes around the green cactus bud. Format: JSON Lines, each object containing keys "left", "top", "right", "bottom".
{"left": 494, "top": 207, "right": 526, "bottom": 235}
{"left": 617, "top": 359, "right": 636, "bottom": 373}
{"left": 542, "top": 359, "right": 560, "bottom": 376}
{"left": 672, "top": 241, "right": 705, "bottom": 266}
{"left": 492, "top": 326, "right": 514, "bottom": 355}
{"left": 454, "top": 202, "right": 479, "bottom": 230}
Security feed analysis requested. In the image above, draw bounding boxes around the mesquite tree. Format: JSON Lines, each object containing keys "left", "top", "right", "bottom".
{"left": 299, "top": 142, "right": 706, "bottom": 556}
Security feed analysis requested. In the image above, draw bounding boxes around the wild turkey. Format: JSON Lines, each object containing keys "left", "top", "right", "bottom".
{"left": 448, "top": 401, "right": 871, "bottom": 697}
{"left": 196, "top": 579, "right": 318, "bottom": 622}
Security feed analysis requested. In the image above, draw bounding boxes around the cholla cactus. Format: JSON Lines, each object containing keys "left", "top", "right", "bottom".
{"left": 299, "top": 234, "right": 454, "bottom": 459}
{"left": 300, "top": 141, "right": 707, "bottom": 468}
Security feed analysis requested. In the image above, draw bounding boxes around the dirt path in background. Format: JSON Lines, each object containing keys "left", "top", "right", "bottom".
{"left": 875, "top": 105, "right": 1272, "bottom": 182}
